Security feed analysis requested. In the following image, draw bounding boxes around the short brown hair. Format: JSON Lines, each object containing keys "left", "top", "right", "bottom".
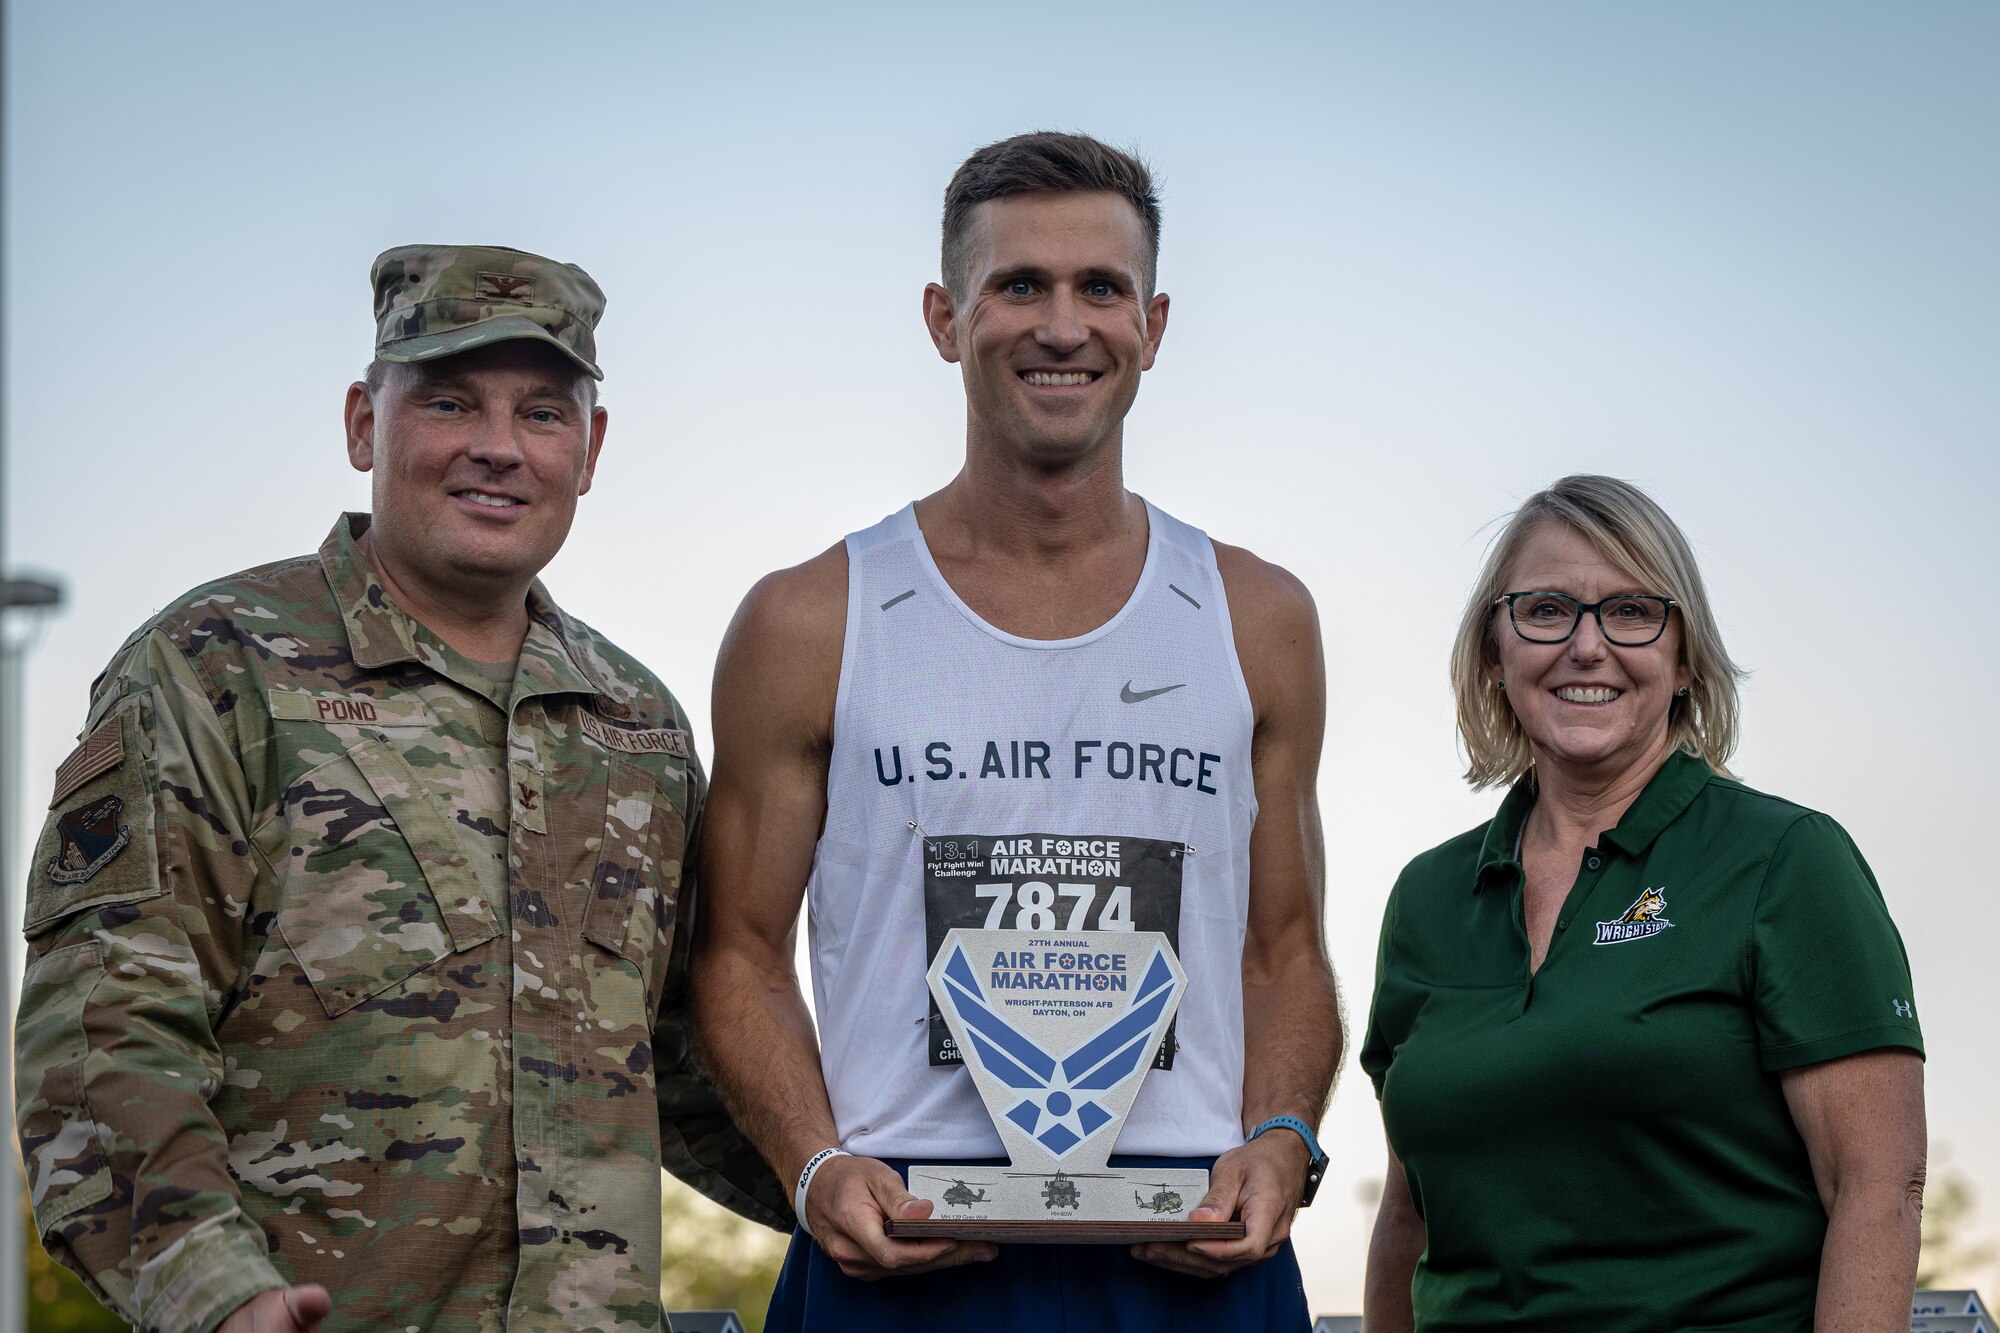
{"left": 1450, "top": 475, "right": 1745, "bottom": 789}
{"left": 941, "top": 131, "right": 1162, "bottom": 298}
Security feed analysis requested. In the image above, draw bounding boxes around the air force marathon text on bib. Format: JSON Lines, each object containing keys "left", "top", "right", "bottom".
{"left": 923, "top": 831, "right": 1186, "bottom": 1070}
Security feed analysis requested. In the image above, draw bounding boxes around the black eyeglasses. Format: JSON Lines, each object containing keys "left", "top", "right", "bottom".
{"left": 1496, "top": 592, "right": 1677, "bottom": 646}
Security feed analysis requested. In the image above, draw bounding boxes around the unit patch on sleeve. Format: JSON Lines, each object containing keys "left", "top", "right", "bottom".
{"left": 47, "top": 794, "right": 133, "bottom": 884}
{"left": 1594, "top": 886, "right": 1673, "bottom": 945}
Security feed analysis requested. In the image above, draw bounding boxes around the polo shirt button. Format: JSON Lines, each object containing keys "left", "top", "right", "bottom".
{"left": 1557, "top": 920, "right": 1567, "bottom": 931}
{"left": 1586, "top": 856, "right": 1601, "bottom": 870}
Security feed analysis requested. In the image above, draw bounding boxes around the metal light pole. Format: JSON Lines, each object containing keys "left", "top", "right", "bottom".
{"left": 0, "top": 578, "right": 61, "bottom": 1333}
{"left": 0, "top": 6, "right": 60, "bottom": 1331}
{"left": 0, "top": 578, "right": 60, "bottom": 1333}
{"left": 0, "top": 0, "right": 14, "bottom": 1323}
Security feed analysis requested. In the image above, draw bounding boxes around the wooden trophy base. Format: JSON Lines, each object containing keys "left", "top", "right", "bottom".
{"left": 885, "top": 1218, "right": 1247, "bottom": 1244}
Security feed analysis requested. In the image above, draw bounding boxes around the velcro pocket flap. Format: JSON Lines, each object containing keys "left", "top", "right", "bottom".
{"left": 272, "top": 738, "right": 499, "bottom": 1018}
{"left": 344, "top": 739, "right": 502, "bottom": 952}
{"left": 14, "top": 940, "right": 113, "bottom": 1228}
{"left": 582, "top": 755, "right": 687, "bottom": 999}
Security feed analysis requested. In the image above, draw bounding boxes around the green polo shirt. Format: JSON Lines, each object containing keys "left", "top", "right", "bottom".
{"left": 1359, "top": 751, "right": 1923, "bottom": 1333}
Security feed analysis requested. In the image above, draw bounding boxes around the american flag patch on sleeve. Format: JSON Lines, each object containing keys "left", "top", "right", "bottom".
{"left": 51, "top": 717, "right": 125, "bottom": 806}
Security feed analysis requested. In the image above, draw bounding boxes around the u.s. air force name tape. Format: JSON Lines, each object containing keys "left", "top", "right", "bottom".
{"left": 578, "top": 710, "right": 692, "bottom": 757}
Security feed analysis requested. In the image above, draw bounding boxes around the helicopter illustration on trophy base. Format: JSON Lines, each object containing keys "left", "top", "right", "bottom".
{"left": 913, "top": 1175, "right": 991, "bottom": 1209}
{"left": 1003, "top": 1168, "right": 1121, "bottom": 1213}
{"left": 1132, "top": 1183, "right": 1185, "bottom": 1215}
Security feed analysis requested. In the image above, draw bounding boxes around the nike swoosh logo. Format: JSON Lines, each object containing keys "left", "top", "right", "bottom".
{"left": 1120, "top": 681, "right": 1188, "bottom": 704}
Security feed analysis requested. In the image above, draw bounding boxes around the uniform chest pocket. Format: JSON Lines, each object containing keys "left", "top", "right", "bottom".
{"left": 263, "top": 736, "right": 501, "bottom": 1018}
{"left": 581, "top": 754, "right": 688, "bottom": 1010}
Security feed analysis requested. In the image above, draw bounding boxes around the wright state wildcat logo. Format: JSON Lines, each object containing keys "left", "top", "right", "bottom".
{"left": 1594, "top": 886, "right": 1672, "bottom": 945}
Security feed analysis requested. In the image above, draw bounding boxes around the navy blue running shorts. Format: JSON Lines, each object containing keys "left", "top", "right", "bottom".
{"left": 762, "top": 1157, "right": 1312, "bottom": 1333}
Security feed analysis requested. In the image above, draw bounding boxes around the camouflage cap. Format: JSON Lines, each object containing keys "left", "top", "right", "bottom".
{"left": 371, "top": 244, "right": 606, "bottom": 380}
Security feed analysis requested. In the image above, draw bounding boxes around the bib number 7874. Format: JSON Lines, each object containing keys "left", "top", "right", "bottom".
{"left": 972, "top": 881, "right": 1134, "bottom": 932}
{"left": 923, "top": 831, "right": 1186, "bottom": 1068}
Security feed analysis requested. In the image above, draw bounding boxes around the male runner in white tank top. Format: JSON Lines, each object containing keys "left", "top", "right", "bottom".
{"left": 695, "top": 132, "right": 1340, "bottom": 1331}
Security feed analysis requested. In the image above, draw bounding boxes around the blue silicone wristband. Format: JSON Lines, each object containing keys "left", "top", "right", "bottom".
{"left": 1247, "top": 1115, "right": 1328, "bottom": 1206}
{"left": 1247, "top": 1114, "right": 1321, "bottom": 1156}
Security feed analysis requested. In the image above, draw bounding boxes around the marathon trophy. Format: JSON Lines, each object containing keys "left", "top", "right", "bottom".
{"left": 884, "top": 926, "right": 1246, "bottom": 1242}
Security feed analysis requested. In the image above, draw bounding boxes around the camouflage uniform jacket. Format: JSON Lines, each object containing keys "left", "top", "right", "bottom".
{"left": 14, "top": 515, "right": 787, "bottom": 1333}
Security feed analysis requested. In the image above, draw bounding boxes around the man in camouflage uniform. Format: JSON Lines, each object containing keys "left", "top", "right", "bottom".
{"left": 13, "top": 245, "right": 785, "bottom": 1333}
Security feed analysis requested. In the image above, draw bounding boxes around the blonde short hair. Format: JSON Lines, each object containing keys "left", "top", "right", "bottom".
{"left": 1450, "top": 475, "right": 1745, "bottom": 789}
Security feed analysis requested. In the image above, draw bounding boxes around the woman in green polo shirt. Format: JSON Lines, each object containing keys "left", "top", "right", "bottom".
{"left": 1359, "top": 475, "right": 1925, "bottom": 1333}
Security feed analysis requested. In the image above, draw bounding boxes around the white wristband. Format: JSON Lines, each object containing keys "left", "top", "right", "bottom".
{"left": 793, "top": 1147, "right": 850, "bottom": 1236}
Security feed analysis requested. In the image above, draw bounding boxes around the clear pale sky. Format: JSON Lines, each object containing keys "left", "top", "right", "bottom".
{"left": 6, "top": 0, "right": 1996, "bottom": 1312}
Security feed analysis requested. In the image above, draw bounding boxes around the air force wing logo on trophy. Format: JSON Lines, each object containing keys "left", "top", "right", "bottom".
{"left": 892, "top": 928, "right": 1244, "bottom": 1241}
{"left": 935, "top": 938, "right": 1176, "bottom": 1159}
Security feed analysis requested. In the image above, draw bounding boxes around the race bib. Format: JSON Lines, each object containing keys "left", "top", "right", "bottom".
{"left": 922, "top": 830, "right": 1184, "bottom": 1069}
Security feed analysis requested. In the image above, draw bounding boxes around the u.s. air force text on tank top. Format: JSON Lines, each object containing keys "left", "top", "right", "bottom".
{"left": 808, "top": 501, "right": 1257, "bottom": 1162}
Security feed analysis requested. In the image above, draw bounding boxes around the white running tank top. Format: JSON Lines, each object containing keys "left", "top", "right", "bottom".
{"left": 808, "top": 500, "right": 1258, "bottom": 1159}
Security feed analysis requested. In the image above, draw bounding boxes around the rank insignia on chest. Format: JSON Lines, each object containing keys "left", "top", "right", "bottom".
{"left": 48, "top": 793, "right": 133, "bottom": 884}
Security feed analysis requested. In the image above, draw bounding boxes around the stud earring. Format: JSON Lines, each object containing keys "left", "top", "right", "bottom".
{"left": 1496, "top": 680, "right": 1507, "bottom": 690}
{"left": 1676, "top": 686, "right": 1690, "bottom": 697}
